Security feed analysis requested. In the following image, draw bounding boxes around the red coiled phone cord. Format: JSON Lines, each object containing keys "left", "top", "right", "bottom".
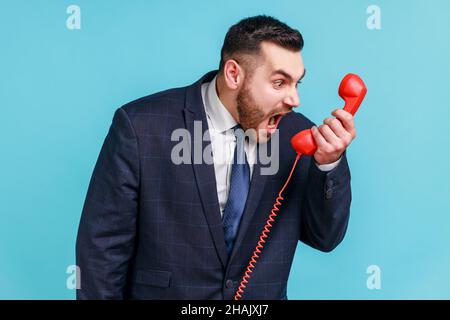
{"left": 234, "top": 153, "right": 302, "bottom": 300}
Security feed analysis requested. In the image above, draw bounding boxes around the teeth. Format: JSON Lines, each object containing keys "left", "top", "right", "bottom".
{"left": 269, "top": 116, "right": 275, "bottom": 125}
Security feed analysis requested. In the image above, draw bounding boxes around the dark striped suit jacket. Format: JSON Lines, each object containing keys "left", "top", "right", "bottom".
{"left": 76, "top": 70, "right": 352, "bottom": 300}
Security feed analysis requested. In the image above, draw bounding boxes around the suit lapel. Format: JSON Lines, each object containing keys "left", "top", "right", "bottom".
{"left": 183, "top": 71, "right": 229, "bottom": 269}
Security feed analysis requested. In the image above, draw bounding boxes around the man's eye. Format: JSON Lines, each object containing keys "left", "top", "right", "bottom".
{"left": 274, "top": 80, "right": 284, "bottom": 88}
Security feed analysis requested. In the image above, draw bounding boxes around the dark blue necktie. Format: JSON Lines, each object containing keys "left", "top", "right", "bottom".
{"left": 222, "top": 124, "right": 250, "bottom": 256}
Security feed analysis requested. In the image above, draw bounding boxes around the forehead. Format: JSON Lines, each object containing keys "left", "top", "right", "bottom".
{"left": 259, "top": 41, "right": 304, "bottom": 80}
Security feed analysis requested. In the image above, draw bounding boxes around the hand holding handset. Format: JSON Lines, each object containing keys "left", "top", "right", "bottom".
{"left": 234, "top": 73, "right": 367, "bottom": 300}
{"left": 291, "top": 73, "right": 367, "bottom": 155}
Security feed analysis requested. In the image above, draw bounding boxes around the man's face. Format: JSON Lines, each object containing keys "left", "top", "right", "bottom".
{"left": 236, "top": 41, "right": 305, "bottom": 143}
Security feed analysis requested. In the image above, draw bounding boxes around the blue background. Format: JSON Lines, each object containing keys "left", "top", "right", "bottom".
{"left": 1, "top": 0, "right": 449, "bottom": 299}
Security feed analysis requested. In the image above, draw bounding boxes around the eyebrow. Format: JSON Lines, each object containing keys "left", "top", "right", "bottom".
{"left": 271, "top": 68, "right": 306, "bottom": 83}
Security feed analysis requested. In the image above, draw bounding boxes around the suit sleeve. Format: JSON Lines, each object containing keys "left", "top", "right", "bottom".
{"left": 76, "top": 107, "right": 140, "bottom": 299}
{"left": 299, "top": 151, "right": 352, "bottom": 252}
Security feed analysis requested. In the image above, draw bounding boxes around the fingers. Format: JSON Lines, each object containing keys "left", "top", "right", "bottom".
{"left": 319, "top": 124, "right": 345, "bottom": 151}
{"left": 323, "top": 116, "right": 353, "bottom": 146}
{"left": 323, "top": 117, "right": 348, "bottom": 139}
{"left": 311, "top": 109, "right": 357, "bottom": 164}
{"left": 311, "top": 126, "right": 328, "bottom": 147}
{"left": 332, "top": 109, "right": 356, "bottom": 138}
{"left": 311, "top": 109, "right": 357, "bottom": 154}
{"left": 311, "top": 125, "right": 337, "bottom": 153}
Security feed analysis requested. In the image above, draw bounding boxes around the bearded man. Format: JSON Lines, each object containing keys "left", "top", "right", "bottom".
{"left": 76, "top": 15, "right": 356, "bottom": 300}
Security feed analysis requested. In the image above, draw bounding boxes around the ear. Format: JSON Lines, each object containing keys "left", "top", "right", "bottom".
{"left": 223, "top": 59, "right": 243, "bottom": 90}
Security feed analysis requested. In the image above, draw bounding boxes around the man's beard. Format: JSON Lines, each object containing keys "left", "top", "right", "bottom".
{"left": 236, "top": 81, "right": 267, "bottom": 136}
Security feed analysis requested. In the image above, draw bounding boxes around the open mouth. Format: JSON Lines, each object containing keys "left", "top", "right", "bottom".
{"left": 267, "top": 113, "right": 284, "bottom": 134}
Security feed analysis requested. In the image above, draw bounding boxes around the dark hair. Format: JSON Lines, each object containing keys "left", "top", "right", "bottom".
{"left": 218, "top": 15, "right": 304, "bottom": 74}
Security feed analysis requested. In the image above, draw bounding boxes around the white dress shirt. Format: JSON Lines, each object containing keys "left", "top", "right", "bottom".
{"left": 200, "top": 76, "right": 340, "bottom": 218}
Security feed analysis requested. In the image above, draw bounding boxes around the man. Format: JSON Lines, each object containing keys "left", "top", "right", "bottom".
{"left": 76, "top": 15, "right": 355, "bottom": 300}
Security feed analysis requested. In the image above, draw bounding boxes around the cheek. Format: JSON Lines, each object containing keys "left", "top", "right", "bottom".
{"left": 258, "top": 85, "right": 284, "bottom": 107}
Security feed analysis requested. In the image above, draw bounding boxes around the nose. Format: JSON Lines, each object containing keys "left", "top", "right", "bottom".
{"left": 284, "top": 86, "right": 300, "bottom": 108}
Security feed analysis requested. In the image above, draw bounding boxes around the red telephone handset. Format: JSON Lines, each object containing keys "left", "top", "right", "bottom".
{"left": 234, "top": 73, "right": 367, "bottom": 300}
{"left": 290, "top": 73, "right": 367, "bottom": 155}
